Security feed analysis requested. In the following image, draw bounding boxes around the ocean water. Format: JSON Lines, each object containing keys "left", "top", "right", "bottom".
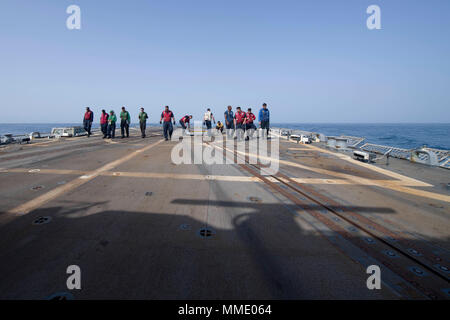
{"left": 274, "top": 123, "right": 450, "bottom": 150}
{"left": 0, "top": 123, "right": 449, "bottom": 151}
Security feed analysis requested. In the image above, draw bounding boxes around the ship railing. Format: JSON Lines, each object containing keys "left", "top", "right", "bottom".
{"left": 419, "top": 147, "right": 450, "bottom": 169}
{"left": 339, "top": 136, "right": 366, "bottom": 148}
{"left": 0, "top": 133, "right": 37, "bottom": 145}
{"left": 274, "top": 127, "right": 449, "bottom": 169}
{"left": 421, "top": 147, "right": 449, "bottom": 162}
{"left": 440, "top": 158, "right": 450, "bottom": 169}
{"left": 360, "top": 143, "right": 411, "bottom": 160}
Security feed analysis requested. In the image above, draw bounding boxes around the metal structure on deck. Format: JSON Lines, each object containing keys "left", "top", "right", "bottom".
{"left": 273, "top": 127, "right": 450, "bottom": 169}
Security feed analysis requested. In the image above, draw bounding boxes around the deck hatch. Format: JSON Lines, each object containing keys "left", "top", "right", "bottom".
{"left": 199, "top": 228, "right": 215, "bottom": 238}
{"left": 32, "top": 216, "right": 52, "bottom": 225}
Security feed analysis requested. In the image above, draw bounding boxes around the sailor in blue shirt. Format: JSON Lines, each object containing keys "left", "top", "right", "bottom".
{"left": 224, "top": 105, "right": 235, "bottom": 138}
{"left": 258, "top": 103, "right": 270, "bottom": 138}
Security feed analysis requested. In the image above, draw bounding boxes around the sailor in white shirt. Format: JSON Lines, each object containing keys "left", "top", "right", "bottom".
{"left": 203, "top": 108, "right": 216, "bottom": 131}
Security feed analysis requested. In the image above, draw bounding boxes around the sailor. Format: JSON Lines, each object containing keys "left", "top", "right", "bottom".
{"left": 179, "top": 115, "right": 193, "bottom": 135}
{"left": 216, "top": 121, "right": 224, "bottom": 133}
{"left": 244, "top": 108, "right": 257, "bottom": 140}
{"left": 100, "top": 109, "right": 109, "bottom": 139}
{"left": 203, "top": 108, "right": 215, "bottom": 135}
{"left": 258, "top": 103, "right": 270, "bottom": 138}
{"left": 234, "top": 107, "right": 246, "bottom": 141}
{"left": 138, "top": 107, "right": 149, "bottom": 138}
{"left": 83, "top": 107, "right": 94, "bottom": 137}
{"left": 224, "top": 105, "right": 234, "bottom": 138}
{"left": 160, "top": 106, "right": 176, "bottom": 141}
{"left": 107, "top": 110, "right": 117, "bottom": 139}
{"left": 120, "top": 106, "right": 131, "bottom": 138}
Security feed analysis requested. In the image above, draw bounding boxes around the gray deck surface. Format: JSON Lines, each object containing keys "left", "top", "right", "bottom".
{"left": 0, "top": 127, "right": 448, "bottom": 299}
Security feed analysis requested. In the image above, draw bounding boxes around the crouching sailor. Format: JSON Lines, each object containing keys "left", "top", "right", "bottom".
{"left": 179, "top": 115, "right": 192, "bottom": 135}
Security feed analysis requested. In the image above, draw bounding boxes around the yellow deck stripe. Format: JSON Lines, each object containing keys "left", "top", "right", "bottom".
{"left": 274, "top": 132, "right": 430, "bottom": 186}
{"left": 211, "top": 140, "right": 450, "bottom": 203}
{"left": 7, "top": 139, "right": 163, "bottom": 214}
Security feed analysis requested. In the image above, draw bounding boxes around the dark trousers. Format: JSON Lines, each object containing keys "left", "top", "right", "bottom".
{"left": 121, "top": 120, "right": 129, "bottom": 137}
{"left": 101, "top": 123, "right": 108, "bottom": 137}
{"left": 260, "top": 120, "right": 270, "bottom": 137}
{"left": 236, "top": 123, "right": 245, "bottom": 140}
{"left": 225, "top": 121, "right": 234, "bottom": 129}
{"left": 107, "top": 123, "right": 116, "bottom": 138}
{"left": 83, "top": 120, "right": 92, "bottom": 136}
{"left": 179, "top": 120, "right": 188, "bottom": 135}
{"left": 225, "top": 121, "right": 234, "bottom": 138}
{"left": 163, "top": 121, "right": 173, "bottom": 140}
{"left": 205, "top": 120, "right": 212, "bottom": 130}
{"left": 140, "top": 121, "right": 146, "bottom": 137}
{"left": 246, "top": 123, "right": 256, "bottom": 138}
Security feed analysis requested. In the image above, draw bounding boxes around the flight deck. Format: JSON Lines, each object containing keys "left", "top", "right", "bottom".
{"left": 0, "top": 127, "right": 448, "bottom": 299}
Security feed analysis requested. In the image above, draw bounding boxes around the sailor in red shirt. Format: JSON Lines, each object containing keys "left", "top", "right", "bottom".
{"left": 234, "top": 107, "right": 246, "bottom": 140}
{"left": 160, "top": 106, "right": 176, "bottom": 141}
{"left": 179, "top": 115, "right": 193, "bottom": 135}
{"left": 83, "top": 107, "right": 94, "bottom": 137}
{"left": 100, "top": 109, "right": 109, "bottom": 139}
{"left": 244, "top": 108, "right": 257, "bottom": 140}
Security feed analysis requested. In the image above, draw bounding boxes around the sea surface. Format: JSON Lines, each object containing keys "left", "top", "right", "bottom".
{"left": 274, "top": 123, "right": 450, "bottom": 150}
{"left": 0, "top": 123, "right": 449, "bottom": 150}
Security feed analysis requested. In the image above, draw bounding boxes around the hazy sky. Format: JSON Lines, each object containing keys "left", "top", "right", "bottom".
{"left": 1, "top": 0, "right": 449, "bottom": 123}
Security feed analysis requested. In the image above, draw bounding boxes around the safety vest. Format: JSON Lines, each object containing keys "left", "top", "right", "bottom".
{"left": 100, "top": 113, "right": 109, "bottom": 124}
{"left": 181, "top": 115, "right": 190, "bottom": 123}
{"left": 162, "top": 110, "right": 173, "bottom": 122}
{"left": 204, "top": 111, "right": 212, "bottom": 121}
{"left": 120, "top": 111, "right": 130, "bottom": 121}
{"left": 84, "top": 111, "right": 93, "bottom": 121}
{"left": 246, "top": 112, "right": 255, "bottom": 123}
{"left": 139, "top": 112, "right": 148, "bottom": 122}
{"left": 108, "top": 114, "right": 117, "bottom": 124}
{"left": 235, "top": 111, "right": 246, "bottom": 124}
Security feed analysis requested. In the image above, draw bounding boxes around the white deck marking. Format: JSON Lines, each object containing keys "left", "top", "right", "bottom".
{"left": 211, "top": 139, "right": 450, "bottom": 203}
{"left": 273, "top": 132, "right": 430, "bottom": 186}
{"left": 7, "top": 139, "right": 164, "bottom": 215}
{"left": 1, "top": 168, "right": 378, "bottom": 184}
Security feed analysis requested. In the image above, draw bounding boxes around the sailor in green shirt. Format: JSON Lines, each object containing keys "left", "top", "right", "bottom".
{"left": 107, "top": 110, "right": 117, "bottom": 139}
{"left": 138, "top": 107, "right": 149, "bottom": 138}
{"left": 120, "top": 106, "right": 131, "bottom": 138}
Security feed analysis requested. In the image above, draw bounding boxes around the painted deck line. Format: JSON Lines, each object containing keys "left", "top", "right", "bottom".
{"left": 6, "top": 139, "right": 164, "bottom": 215}
{"left": 211, "top": 140, "right": 450, "bottom": 203}
{"left": 0, "top": 168, "right": 424, "bottom": 187}
{"left": 272, "top": 132, "right": 431, "bottom": 187}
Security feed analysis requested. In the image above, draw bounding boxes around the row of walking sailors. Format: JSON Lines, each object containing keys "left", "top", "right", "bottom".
{"left": 83, "top": 106, "right": 142, "bottom": 139}
{"left": 82, "top": 103, "right": 270, "bottom": 141}
{"left": 177, "top": 103, "right": 271, "bottom": 141}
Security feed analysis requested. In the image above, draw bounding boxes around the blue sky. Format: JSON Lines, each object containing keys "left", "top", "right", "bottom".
{"left": 0, "top": 0, "right": 449, "bottom": 123}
